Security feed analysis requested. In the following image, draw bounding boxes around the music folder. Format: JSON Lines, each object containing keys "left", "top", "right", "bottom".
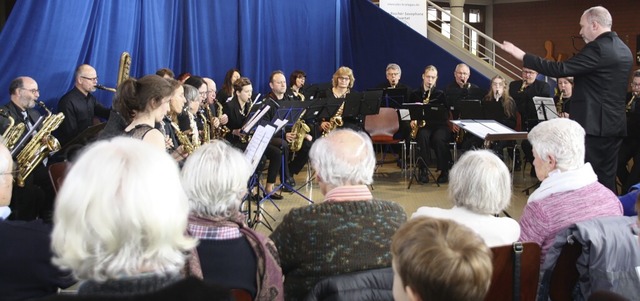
{"left": 451, "top": 119, "right": 527, "bottom": 141}
{"left": 312, "top": 98, "right": 344, "bottom": 120}
{"left": 533, "top": 96, "right": 560, "bottom": 120}
{"left": 370, "top": 87, "right": 408, "bottom": 108}
{"left": 457, "top": 99, "right": 484, "bottom": 119}
{"left": 403, "top": 103, "right": 448, "bottom": 125}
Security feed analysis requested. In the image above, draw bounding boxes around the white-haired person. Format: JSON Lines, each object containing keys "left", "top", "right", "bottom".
{"left": 270, "top": 129, "right": 407, "bottom": 301}
{"left": 181, "top": 140, "right": 284, "bottom": 300}
{"left": 412, "top": 149, "right": 520, "bottom": 247}
{"left": 0, "top": 140, "right": 75, "bottom": 300}
{"left": 519, "top": 118, "right": 622, "bottom": 263}
{"left": 44, "top": 137, "right": 231, "bottom": 300}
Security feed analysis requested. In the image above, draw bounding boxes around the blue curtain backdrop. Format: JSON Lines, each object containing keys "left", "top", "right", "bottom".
{"left": 0, "top": 0, "right": 487, "bottom": 110}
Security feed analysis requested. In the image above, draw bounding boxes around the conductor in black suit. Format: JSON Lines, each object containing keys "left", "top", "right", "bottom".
{"left": 501, "top": 6, "right": 633, "bottom": 192}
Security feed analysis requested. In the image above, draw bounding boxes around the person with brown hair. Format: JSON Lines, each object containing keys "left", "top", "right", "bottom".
{"left": 391, "top": 217, "right": 493, "bottom": 301}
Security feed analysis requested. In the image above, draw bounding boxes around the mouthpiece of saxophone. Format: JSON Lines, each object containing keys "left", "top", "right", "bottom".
{"left": 95, "top": 85, "right": 116, "bottom": 92}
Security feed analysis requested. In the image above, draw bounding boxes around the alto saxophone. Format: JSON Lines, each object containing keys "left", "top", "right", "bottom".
{"left": 626, "top": 94, "right": 637, "bottom": 113}
{"left": 216, "top": 102, "right": 230, "bottom": 138}
{"left": 290, "top": 109, "right": 310, "bottom": 152}
{"left": 0, "top": 109, "right": 26, "bottom": 150}
{"left": 323, "top": 102, "right": 344, "bottom": 137}
{"left": 15, "top": 102, "right": 64, "bottom": 187}
{"left": 171, "top": 122, "right": 194, "bottom": 155}
{"left": 556, "top": 91, "right": 564, "bottom": 115}
{"left": 199, "top": 109, "right": 210, "bottom": 143}
{"left": 410, "top": 86, "right": 431, "bottom": 140}
{"left": 518, "top": 81, "right": 527, "bottom": 93}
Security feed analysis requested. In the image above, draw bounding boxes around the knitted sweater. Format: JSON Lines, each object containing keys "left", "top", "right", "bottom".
{"left": 269, "top": 199, "right": 407, "bottom": 301}
{"left": 519, "top": 182, "right": 623, "bottom": 263}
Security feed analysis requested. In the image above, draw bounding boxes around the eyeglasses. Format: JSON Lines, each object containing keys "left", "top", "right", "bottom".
{"left": 20, "top": 88, "right": 39, "bottom": 94}
{"left": 81, "top": 76, "right": 99, "bottom": 81}
{"left": 386, "top": 72, "right": 400, "bottom": 77}
{"left": 630, "top": 83, "right": 640, "bottom": 87}
{"left": 522, "top": 70, "right": 537, "bottom": 75}
{"left": 337, "top": 77, "right": 350, "bottom": 81}
{"left": 207, "top": 90, "right": 216, "bottom": 95}
{"left": 1, "top": 168, "right": 19, "bottom": 182}
{"left": 199, "top": 91, "right": 208, "bottom": 97}
{"left": 455, "top": 72, "right": 469, "bottom": 76}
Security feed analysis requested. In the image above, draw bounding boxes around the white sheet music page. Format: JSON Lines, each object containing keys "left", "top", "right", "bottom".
{"left": 452, "top": 119, "right": 515, "bottom": 139}
{"left": 242, "top": 104, "right": 271, "bottom": 134}
{"left": 272, "top": 118, "right": 288, "bottom": 132}
{"left": 244, "top": 124, "right": 276, "bottom": 173}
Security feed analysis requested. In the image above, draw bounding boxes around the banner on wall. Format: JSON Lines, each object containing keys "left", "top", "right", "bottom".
{"left": 379, "top": 0, "right": 427, "bottom": 38}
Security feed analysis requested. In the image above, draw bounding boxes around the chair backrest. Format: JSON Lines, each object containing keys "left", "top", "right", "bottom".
{"left": 48, "top": 161, "right": 70, "bottom": 193}
{"left": 484, "top": 242, "right": 541, "bottom": 301}
{"left": 231, "top": 288, "right": 253, "bottom": 301}
{"left": 364, "top": 108, "right": 399, "bottom": 140}
{"left": 548, "top": 241, "right": 581, "bottom": 301}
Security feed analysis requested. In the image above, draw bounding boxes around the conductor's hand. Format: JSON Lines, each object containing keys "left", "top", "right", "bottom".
{"left": 500, "top": 41, "right": 525, "bottom": 61}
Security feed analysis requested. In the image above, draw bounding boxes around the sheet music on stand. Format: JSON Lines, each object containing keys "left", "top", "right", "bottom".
{"left": 244, "top": 125, "right": 276, "bottom": 173}
{"left": 451, "top": 119, "right": 528, "bottom": 141}
{"left": 533, "top": 96, "right": 560, "bottom": 120}
{"left": 242, "top": 104, "right": 271, "bottom": 134}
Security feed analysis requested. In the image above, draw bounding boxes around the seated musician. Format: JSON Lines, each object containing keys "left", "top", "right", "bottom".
{"left": 223, "top": 77, "right": 284, "bottom": 199}
{"left": 375, "top": 63, "right": 412, "bottom": 166}
{"left": 55, "top": 64, "right": 110, "bottom": 147}
{"left": 410, "top": 65, "right": 450, "bottom": 184}
{"left": 287, "top": 70, "right": 307, "bottom": 101}
{"left": 176, "top": 84, "right": 201, "bottom": 149}
{"left": 555, "top": 76, "right": 573, "bottom": 118}
{"left": 617, "top": 70, "right": 640, "bottom": 194}
{"left": 320, "top": 66, "right": 362, "bottom": 134}
{"left": 508, "top": 67, "right": 551, "bottom": 176}
{"left": 203, "top": 77, "right": 229, "bottom": 138}
{"left": 459, "top": 75, "right": 517, "bottom": 162}
{"left": 218, "top": 68, "right": 241, "bottom": 103}
{"left": 116, "top": 75, "right": 188, "bottom": 163}
{"left": 1, "top": 76, "right": 52, "bottom": 221}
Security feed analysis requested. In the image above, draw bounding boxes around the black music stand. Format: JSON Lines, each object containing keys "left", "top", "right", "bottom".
{"left": 482, "top": 101, "right": 506, "bottom": 121}
{"left": 457, "top": 99, "right": 484, "bottom": 119}
{"left": 269, "top": 102, "right": 314, "bottom": 204}
{"left": 403, "top": 103, "right": 447, "bottom": 189}
{"left": 370, "top": 87, "right": 408, "bottom": 108}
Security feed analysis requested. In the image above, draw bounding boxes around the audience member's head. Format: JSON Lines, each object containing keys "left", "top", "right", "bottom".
{"left": 391, "top": 217, "right": 493, "bottom": 301}
{"left": 331, "top": 66, "right": 355, "bottom": 89}
{"left": 156, "top": 67, "right": 175, "bottom": 79}
{"left": 115, "top": 75, "right": 174, "bottom": 123}
{"left": 309, "top": 129, "right": 375, "bottom": 194}
{"left": 182, "top": 140, "right": 252, "bottom": 219}
{"left": 449, "top": 150, "right": 512, "bottom": 215}
{"left": 51, "top": 137, "right": 196, "bottom": 281}
{"left": 528, "top": 118, "right": 585, "bottom": 181}
{"left": 0, "top": 140, "right": 13, "bottom": 208}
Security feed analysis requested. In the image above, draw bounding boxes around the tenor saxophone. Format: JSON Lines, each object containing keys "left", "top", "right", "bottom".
{"left": 323, "top": 102, "right": 344, "bottom": 137}
{"left": 15, "top": 102, "right": 64, "bottom": 187}
{"left": 0, "top": 109, "right": 26, "bottom": 150}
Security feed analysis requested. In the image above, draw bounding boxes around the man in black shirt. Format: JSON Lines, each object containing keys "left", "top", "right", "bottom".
{"left": 56, "top": 64, "right": 110, "bottom": 146}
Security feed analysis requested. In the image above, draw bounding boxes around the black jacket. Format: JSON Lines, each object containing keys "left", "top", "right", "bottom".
{"left": 523, "top": 31, "right": 633, "bottom": 137}
{"left": 304, "top": 268, "right": 393, "bottom": 301}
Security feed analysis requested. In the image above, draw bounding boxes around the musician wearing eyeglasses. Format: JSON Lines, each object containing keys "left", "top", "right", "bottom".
{"left": 1, "top": 77, "right": 51, "bottom": 221}
{"left": 508, "top": 67, "right": 551, "bottom": 176}
{"left": 617, "top": 70, "right": 640, "bottom": 193}
{"left": 55, "top": 64, "right": 110, "bottom": 147}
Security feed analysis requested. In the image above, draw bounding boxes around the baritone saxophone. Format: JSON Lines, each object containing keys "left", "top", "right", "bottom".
{"left": 290, "top": 109, "right": 310, "bottom": 152}
{"left": 15, "top": 102, "right": 64, "bottom": 187}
